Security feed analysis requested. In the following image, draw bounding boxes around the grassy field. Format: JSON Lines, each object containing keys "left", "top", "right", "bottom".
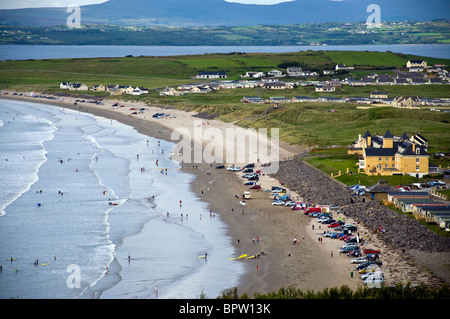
{"left": 322, "top": 51, "right": 407, "bottom": 67}
{"left": 1, "top": 50, "right": 449, "bottom": 157}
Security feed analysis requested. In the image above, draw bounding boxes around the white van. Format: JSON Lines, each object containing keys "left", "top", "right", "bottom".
{"left": 364, "top": 275, "right": 384, "bottom": 288}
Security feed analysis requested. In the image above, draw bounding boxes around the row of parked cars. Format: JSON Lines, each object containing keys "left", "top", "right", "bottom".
{"left": 218, "top": 163, "right": 265, "bottom": 191}
{"left": 270, "top": 189, "right": 308, "bottom": 210}
{"left": 337, "top": 239, "right": 384, "bottom": 286}
{"left": 351, "top": 250, "right": 384, "bottom": 286}
{"left": 308, "top": 209, "right": 385, "bottom": 287}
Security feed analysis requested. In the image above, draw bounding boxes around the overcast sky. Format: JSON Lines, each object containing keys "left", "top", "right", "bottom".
{"left": 0, "top": 0, "right": 106, "bottom": 9}
{"left": 1, "top": 0, "right": 296, "bottom": 10}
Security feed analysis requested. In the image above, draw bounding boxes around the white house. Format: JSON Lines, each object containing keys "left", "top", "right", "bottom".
{"left": 190, "top": 86, "right": 212, "bottom": 93}
{"left": 91, "top": 84, "right": 106, "bottom": 92}
{"left": 323, "top": 70, "right": 336, "bottom": 75}
{"left": 393, "top": 96, "right": 421, "bottom": 108}
{"left": 60, "top": 82, "right": 72, "bottom": 89}
{"left": 335, "top": 64, "right": 354, "bottom": 71}
{"left": 315, "top": 84, "right": 335, "bottom": 92}
{"left": 267, "top": 69, "right": 283, "bottom": 77}
{"left": 160, "top": 87, "right": 184, "bottom": 96}
{"left": 69, "top": 83, "right": 88, "bottom": 91}
{"left": 119, "top": 85, "right": 135, "bottom": 95}
{"left": 286, "top": 67, "right": 303, "bottom": 76}
{"left": 242, "top": 71, "right": 265, "bottom": 78}
{"left": 263, "top": 81, "right": 294, "bottom": 90}
{"left": 406, "top": 60, "right": 427, "bottom": 69}
{"left": 131, "top": 87, "right": 149, "bottom": 95}
{"left": 300, "top": 70, "right": 319, "bottom": 77}
{"left": 196, "top": 71, "right": 227, "bottom": 79}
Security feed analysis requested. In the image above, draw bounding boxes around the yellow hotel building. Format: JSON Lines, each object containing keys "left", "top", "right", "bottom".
{"left": 352, "top": 130, "right": 430, "bottom": 178}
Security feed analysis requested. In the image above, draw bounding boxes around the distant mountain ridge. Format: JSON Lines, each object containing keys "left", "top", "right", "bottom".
{"left": 0, "top": 0, "right": 449, "bottom": 26}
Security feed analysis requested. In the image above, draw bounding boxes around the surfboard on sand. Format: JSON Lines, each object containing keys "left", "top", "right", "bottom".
{"left": 229, "top": 254, "right": 247, "bottom": 260}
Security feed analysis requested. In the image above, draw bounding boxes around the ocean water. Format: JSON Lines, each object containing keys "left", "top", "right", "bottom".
{"left": 0, "top": 99, "right": 243, "bottom": 299}
{"left": 0, "top": 44, "right": 449, "bottom": 60}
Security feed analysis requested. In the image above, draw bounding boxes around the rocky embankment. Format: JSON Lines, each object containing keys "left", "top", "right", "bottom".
{"left": 273, "top": 158, "right": 450, "bottom": 285}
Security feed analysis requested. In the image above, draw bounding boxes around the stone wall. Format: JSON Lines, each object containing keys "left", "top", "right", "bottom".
{"left": 273, "top": 158, "right": 450, "bottom": 254}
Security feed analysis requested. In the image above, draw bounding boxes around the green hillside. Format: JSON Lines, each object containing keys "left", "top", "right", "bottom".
{"left": 1, "top": 50, "right": 449, "bottom": 156}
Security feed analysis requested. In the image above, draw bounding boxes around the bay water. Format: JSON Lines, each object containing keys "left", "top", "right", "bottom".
{"left": 0, "top": 99, "right": 243, "bottom": 299}
{"left": 0, "top": 44, "right": 449, "bottom": 60}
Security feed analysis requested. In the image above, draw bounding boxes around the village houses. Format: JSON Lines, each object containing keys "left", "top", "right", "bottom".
{"left": 393, "top": 96, "right": 421, "bottom": 108}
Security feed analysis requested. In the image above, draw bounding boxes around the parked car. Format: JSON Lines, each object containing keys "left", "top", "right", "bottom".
{"left": 317, "top": 217, "right": 330, "bottom": 223}
{"left": 363, "top": 248, "right": 381, "bottom": 254}
{"left": 271, "top": 187, "right": 286, "bottom": 193}
{"left": 359, "top": 265, "right": 381, "bottom": 274}
{"left": 351, "top": 257, "right": 367, "bottom": 264}
{"left": 347, "top": 250, "right": 362, "bottom": 257}
{"left": 291, "top": 205, "right": 303, "bottom": 210}
{"left": 227, "top": 166, "right": 241, "bottom": 171}
{"left": 364, "top": 275, "right": 384, "bottom": 286}
{"left": 249, "top": 185, "right": 261, "bottom": 190}
{"left": 340, "top": 246, "right": 359, "bottom": 254}
{"left": 244, "top": 181, "right": 256, "bottom": 186}
{"left": 343, "top": 224, "right": 358, "bottom": 232}
{"left": 243, "top": 163, "right": 255, "bottom": 169}
{"left": 361, "top": 271, "right": 384, "bottom": 280}
{"left": 341, "top": 243, "right": 358, "bottom": 249}
{"left": 356, "top": 260, "right": 382, "bottom": 270}
{"left": 328, "top": 221, "right": 342, "bottom": 228}
{"left": 272, "top": 200, "right": 285, "bottom": 206}
{"left": 274, "top": 194, "right": 291, "bottom": 201}
{"left": 285, "top": 201, "right": 297, "bottom": 206}
{"left": 366, "top": 253, "right": 379, "bottom": 261}
{"left": 305, "top": 207, "right": 322, "bottom": 214}
{"left": 345, "top": 237, "right": 358, "bottom": 244}
{"left": 215, "top": 165, "right": 225, "bottom": 169}
{"left": 242, "top": 168, "right": 254, "bottom": 173}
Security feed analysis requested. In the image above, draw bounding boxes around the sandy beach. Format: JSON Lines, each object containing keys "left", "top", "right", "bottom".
{"left": 2, "top": 91, "right": 448, "bottom": 297}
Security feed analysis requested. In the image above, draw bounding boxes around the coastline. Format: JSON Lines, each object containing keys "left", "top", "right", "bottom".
{"left": 2, "top": 92, "right": 448, "bottom": 297}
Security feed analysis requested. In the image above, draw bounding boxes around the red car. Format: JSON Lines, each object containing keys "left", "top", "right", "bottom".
{"left": 306, "top": 207, "right": 322, "bottom": 214}
{"left": 328, "top": 222, "right": 341, "bottom": 228}
{"left": 249, "top": 185, "right": 261, "bottom": 190}
{"left": 363, "top": 248, "right": 381, "bottom": 254}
